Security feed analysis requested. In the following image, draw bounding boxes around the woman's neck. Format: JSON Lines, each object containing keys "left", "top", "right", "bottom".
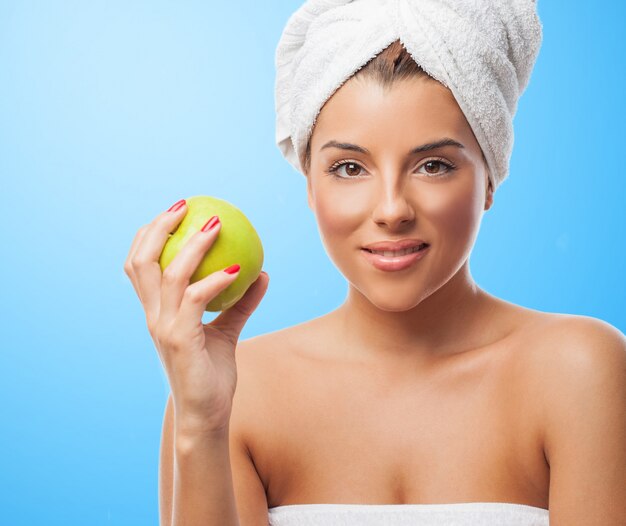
{"left": 333, "top": 263, "right": 501, "bottom": 367}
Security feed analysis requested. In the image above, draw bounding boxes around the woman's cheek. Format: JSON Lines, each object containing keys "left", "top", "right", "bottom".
{"left": 314, "top": 185, "right": 365, "bottom": 261}
{"left": 424, "top": 184, "right": 482, "bottom": 261}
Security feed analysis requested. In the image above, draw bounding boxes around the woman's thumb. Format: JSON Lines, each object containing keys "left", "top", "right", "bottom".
{"left": 209, "top": 271, "right": 269, "bottom": 344}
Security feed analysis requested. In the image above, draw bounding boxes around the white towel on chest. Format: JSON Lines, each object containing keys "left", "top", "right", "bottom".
{"left": 268, "top": 502, "right": 550, "bottom": 526}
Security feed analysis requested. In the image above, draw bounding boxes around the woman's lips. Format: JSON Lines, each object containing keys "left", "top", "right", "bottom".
{"left": 360, "top": 245, "right": 430, "bottom": 271}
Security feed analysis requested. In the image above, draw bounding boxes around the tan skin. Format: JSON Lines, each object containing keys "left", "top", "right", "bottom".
{"left": 238, "top": 75, "right": 553, "bottom": 508}
{"left": 151, "top": 74, "right": 626, "bottom": 525}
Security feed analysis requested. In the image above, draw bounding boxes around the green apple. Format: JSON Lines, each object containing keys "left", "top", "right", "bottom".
{"left": 159, "top": 195, "right": 264, "bottom": 312}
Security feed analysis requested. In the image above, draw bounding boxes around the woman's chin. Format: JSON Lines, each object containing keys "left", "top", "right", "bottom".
{"left": 354, "top": 287, "right": 430, "bottom": 313}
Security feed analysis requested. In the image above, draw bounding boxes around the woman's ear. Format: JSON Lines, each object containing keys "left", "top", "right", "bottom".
{"left": 484, "top": 174, "right": 494, "bottom": 211}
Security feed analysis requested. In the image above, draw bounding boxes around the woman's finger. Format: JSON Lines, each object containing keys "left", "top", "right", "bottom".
{"left": 131, "top": 200, "right": 188, "bottom": 322}
{"left": 159, "top": 216, "right": 222, "bottom": 323}
{"left": 174, "top": 264, "right": 244, "bottom": 337}
{"left": 123, "top": 225, "right": 149, "bottom": 301}
{"left": 208, "top": 271, "right": 269, "bottom": 345}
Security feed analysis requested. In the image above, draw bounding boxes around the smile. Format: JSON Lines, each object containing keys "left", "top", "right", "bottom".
{"left": 363, "top": 243, "right": 428, "bottom": 257}
{"left": 360, "top": 244, "right": 430, "bottom": 271}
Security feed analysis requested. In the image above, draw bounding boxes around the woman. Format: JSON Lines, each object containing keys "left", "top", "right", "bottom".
{"left": 124, "top": 1, "right": 626, "bottom": 525}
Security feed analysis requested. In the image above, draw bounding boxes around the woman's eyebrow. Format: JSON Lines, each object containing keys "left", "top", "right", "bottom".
{"left": 320, "top": 137, "right": 465, "bottom": 155}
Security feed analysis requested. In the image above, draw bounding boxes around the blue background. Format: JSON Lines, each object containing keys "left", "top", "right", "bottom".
{"left": 1, "top": 1, "right": 624, "bottom": 524}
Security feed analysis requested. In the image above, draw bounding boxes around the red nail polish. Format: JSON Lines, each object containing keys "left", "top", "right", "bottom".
{"left": 167, "top": 199, "right": 186, "bottom": 212}
{"left": 224, "top": 264, "right": 240, "bottom": 275}
{"left": 201, "top": 215, "right": 220, "bottom": 232}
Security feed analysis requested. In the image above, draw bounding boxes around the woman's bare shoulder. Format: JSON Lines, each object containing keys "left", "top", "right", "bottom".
{"left": 236, "top": 316, "right": 328, "bottom": 362}
{"left": 518, "top": 310, "right": 625, "bottom": 358}
{"left": 231, "top": 322, "right": 319, "bottom": 438}
{"left": 510, "top": 310, "right": 626, "bottom": 428}
{"left": 486, "top": 294, "right": 623, "bottom": 348}
{"left": 476, "top": 300, "right": 624, "bottom": 398}
{"left": 501, "top": 305, "right": 624, "bottom": 366}
{"left": 234, "top": 320, "right": 320, "bottom": 386}
{"left": 541, "top": 313, "right": 624, "bottom": 380}
{"left": 525, "top": 313, "right": 626, "bottom": 515}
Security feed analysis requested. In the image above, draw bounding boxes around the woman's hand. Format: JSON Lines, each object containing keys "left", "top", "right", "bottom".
{"left": 123, "top": 199, "right": 269, "bottom": 434}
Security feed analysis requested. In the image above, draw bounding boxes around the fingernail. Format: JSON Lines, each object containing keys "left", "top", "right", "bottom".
{"left": 167, "top": 199, "right": 186, "bottom": 212}
{"left": 201, "top": 215, "right": 220, "bottom": 232}
{"left": 224, "top": 264, "right": 240, "bottom": 275}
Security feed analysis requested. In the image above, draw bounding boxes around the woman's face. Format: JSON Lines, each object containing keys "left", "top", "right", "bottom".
{"left": 306, "top": 75, "right": 493, "bottom": 312}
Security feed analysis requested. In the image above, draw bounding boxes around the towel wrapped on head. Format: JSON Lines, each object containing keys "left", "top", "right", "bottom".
{"left": 274, "top": 0, "right": 543, "bottom": 192}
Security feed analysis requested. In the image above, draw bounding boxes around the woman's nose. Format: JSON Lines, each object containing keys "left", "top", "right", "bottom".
{"left": 371, "top": 183, "right": 415, "bottom": 229}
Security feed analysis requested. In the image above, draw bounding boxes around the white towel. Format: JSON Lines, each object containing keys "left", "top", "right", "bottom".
{"left": 274, "top": 0, "right": 543, "bottom": 192}
{"left": 268, "top": 502, "right": 550, "bottom": 526}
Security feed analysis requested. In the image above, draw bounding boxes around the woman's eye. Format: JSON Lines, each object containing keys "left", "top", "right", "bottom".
{"left": 417, "top": 160, "right": 455, "bottom": 177}
{"left": 328, "top": 161, "right": 365, "bottom": 179}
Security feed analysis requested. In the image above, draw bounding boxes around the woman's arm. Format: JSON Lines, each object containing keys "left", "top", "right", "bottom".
{"left": 124, "top": 204, "right": 270, "bottom": 525}
{"left": 159, "top": 340, "right": 271, "bottom": 526}
{"left": 160, "top": 393, "right": 243, "bottom": 526}
{"left": 159, "top": 394, "right": 175, "bottom": 526}
{"left": 542, "top": 316, "right": 626, "bottom": 524}
{"left": 172, "top": 424, "right": 240, "bottom": 526}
